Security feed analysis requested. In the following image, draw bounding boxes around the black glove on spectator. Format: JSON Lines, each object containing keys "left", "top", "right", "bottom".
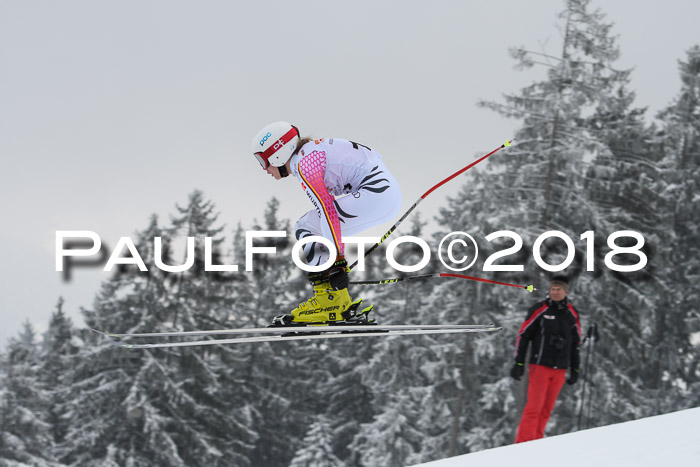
{"left": 510, "top": 363, "right": 525, "bottom": 381}
{"left": 567, "top": 369, "right": 580, "bottom": 385}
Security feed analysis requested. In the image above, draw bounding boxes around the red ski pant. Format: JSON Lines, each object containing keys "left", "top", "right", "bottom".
{"left": 515, "top": 364, "right": 567, "bottom": 443}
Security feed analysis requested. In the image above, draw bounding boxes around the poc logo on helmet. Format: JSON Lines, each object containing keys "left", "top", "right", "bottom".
{"left": 259, "top": 132, "right": 272, "bottom": 146}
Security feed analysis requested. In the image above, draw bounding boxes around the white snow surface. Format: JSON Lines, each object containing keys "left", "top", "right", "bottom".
{"left": 411, "top": 407, "right": 700, "bottom": 467}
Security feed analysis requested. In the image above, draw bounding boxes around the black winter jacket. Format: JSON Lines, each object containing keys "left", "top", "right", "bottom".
{"left": 514, "top": 298, "right": 582, "bottom": 370}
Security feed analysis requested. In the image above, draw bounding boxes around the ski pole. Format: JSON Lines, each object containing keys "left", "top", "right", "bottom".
{"left": 577, "top": 323, "right": 599, "bottom": 430}
{"left": 583, "top": 323, "right": 599, "bottom": 429}
{"left": 576, "top": 325, "right": 593, "bottom": 430}
{"left": 350, "top": 272, "right": 535, "bottom": 292}
{"left": 348, "top": 140, "right": 513, "bottom": 271}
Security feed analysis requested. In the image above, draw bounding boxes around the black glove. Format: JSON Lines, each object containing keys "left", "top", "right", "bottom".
{"left": 510, "top": 363, "right": 525, "bottom": 381}
{"left": 328, "top": 257, "right": 349, "bottom": 290}
{"left": 567, "top": 369, "right": 580, "bottom": 385}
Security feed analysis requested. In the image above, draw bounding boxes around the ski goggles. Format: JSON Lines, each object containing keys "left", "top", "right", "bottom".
{"left": 254, "top": 126, "right": 300, "bottom": 169}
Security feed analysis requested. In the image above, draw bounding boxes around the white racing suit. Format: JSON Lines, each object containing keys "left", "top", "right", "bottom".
{"left": 290, "top": 138, "right": 402, "bottom": 266}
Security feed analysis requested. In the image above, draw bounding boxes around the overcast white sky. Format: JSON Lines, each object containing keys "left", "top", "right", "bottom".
{"left": 1, "top": 0, "right": 699, "bottom": 345}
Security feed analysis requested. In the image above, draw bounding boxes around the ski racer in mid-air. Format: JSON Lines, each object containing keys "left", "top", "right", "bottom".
{"left": 251, "top": 121, "right": 402, "bottom": 326}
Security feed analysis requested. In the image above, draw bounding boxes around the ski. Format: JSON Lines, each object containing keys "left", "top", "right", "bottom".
{"left": 94, "top": 323, "right": 497, "bottom": 339}
{"left": 95, "top": 324, "right": 501, "bottom": 349}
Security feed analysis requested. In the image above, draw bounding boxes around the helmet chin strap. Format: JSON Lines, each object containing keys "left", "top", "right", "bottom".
{"left": 278, "top": 163, "right": 290, "bottom": 178}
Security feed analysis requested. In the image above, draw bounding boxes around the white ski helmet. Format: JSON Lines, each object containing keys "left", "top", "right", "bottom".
{"left": 251, "top": 121, "right": 300, "bottom": 169}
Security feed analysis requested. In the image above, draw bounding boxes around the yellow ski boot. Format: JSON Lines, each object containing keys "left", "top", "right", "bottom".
{"left": 290, "top": 280, "right": 352, "bottom": 324}
{"left": 269, "top": 257, "right": 374, "bottom": 326}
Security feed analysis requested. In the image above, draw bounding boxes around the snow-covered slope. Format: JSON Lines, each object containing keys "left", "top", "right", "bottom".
{"left": 412, "top": 408, "right": 700, "bottom": 467}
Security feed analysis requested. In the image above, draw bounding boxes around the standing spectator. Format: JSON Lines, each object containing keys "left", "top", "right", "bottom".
{"left": 510, "top": 275, "right": 582, "bottom": 443}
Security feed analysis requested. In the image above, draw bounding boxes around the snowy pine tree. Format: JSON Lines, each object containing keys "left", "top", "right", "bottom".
{"left": 354, "top": 400, "right": 425, "bottom": 467}
{"left": 40, "top": 298, "right": 80, "bottom": 458}
{"left": 228, "top": 197, "right": 340, "bottom": 467}
{"left": 573, "top": 81, "right": 663, "bottom": 428}
{"left": 317, "top": 343, "right": 376, "bottom": 465}
{"left": 349, "top": 217, "right": 452, "bottom": 466}
{"left": 288, "top": 415, "right": 343, "bottom": 467}
{"left": 0, "top": 321, "right": 62, "bottom": 466}
{"left": 455, "top": 0, "right": 653, "bottom": 447}
{"left": 651, "top": 45, "right": 700, "bottom": 410}
{"left": 432, "top": 172, "right": 528, "bottom": 453}
{"left": 62, "top": 196, "right": 256, "bottom": 466}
